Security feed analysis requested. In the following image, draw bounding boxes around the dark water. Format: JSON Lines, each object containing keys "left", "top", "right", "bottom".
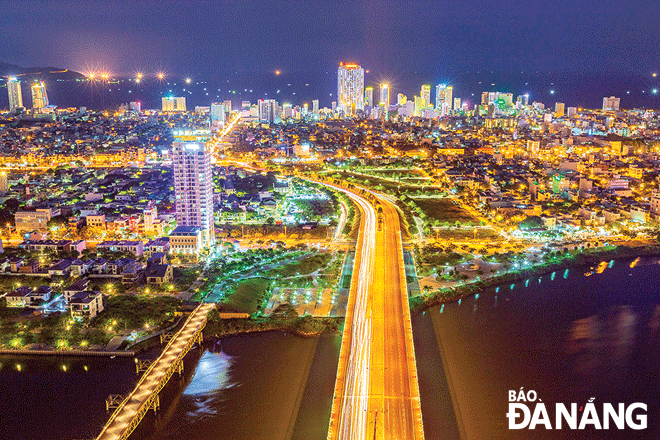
{"left": 413, "top": 257, "right": 660, "bottom": 440}
{"left": 0, "top": 355, "right": 137, "bottom": 440}
{"left": 0, "top": 332, "right": 340, "bottom": 440}
{"left": 134, "top": 331, "right": 340, "bottom": 440}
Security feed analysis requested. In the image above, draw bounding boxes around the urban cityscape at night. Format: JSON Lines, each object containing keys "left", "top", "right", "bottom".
{"left": 1, "top": 1, "right": 660, "bottom": 439}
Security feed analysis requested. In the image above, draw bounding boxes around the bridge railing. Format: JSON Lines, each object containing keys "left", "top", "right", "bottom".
{"left": 95, "top": 303, "right": 209, "bottom": 440}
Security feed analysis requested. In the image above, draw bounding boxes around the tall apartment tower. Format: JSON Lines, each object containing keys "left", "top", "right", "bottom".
{"left": 337, "top": 62, "right": 364, "bottom": 114}
{"left": 172, "top": 129, "right": 215, "bottom": 246}
{"left": 602, "top": 96, "right": 620, "bottom": 111}
{"left": 210, "top": 102, "right": 226, "bottom": 125}
{"left": 379, "top": 84, "right": 390, "bottom": 106}
{"left": 7, "top": 78, "right": 23, "bottom": 112}
{"left": 436, "top": 84, "right": 449, "bottom": 109}
{"left": 162, "top": 97, "right": 186, "bottom": 111}
{"left": 31, "top": 80, "right": 48, "bottom": 109}
{"left": 364, "top": 87, "right": 374, "bottom": 108}
{"left": 421, "top": 85, "right": 431, "bottom": 108}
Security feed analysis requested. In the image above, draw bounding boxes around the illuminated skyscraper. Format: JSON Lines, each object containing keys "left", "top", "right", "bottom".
{"left": 7, "top": 78, "right": 23, "bottom": 112}
{"left": 172, "top": 129, "right": 215, "bottom": 246}
{"left": 445, "top": 86, "right": 453, "bottom": 110}
{"left": 337, "top": 62, "right": 364, "bottom": 114}
{"left": 397, "top": 93, "right": 407, "bottom": 106}
{"left": 364, "top": 87, "right": 374, "bottom": 108}
{"left": 312, "top": 99, "right": 319, "bottom": 114}
{"left": 603, "top": 96, "right": 620, "bottom": 111}
{"left": 379, "top": 84, "right": 390, "bottom": 106}
{"left": 435, "top": 84, "right": 449, "bottom": 109}
{"left": 31, "top": 80, "right": 48, "bottom": 109}
{"left": 210, "top": 102, "right": 226, "bottom": 125}
{"left": 421, "top": 85, "right": 431, "bottom": 107}
{"left": 162, "top": 97, "right": 186, "bottom": 111}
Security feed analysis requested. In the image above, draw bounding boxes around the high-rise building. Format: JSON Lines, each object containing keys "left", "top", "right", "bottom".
{"left": 414, "top": 96, "right": 425, "bottom": 117}
{"left": 567, "top": 107, "right": 577, "bottom": 118}
{"left": 7, "top": 78, "right": 23, "bottom": 112}
{"left": 282, "top": 103, "right": 293, "bottom": 120}
{"left": 162, "top": 97, "right": 186, "bottom": 111}
{"left": 129, "top": 101, "right": 141, "bottom": 113}
{"left": 312, "top": 99, "right": 319, "bottom": 114}
{"left": 445, "top": 86, "right": 453, "bottom": 110}
{"left": 555, "top": 102, "right": 565, "bottom": 118}
{"left": 337, "top": 62, "right": 364, "bottom": 114}
{"left": 31, "top": 80, "right": 48, "bottom": 109}
{"left": 421, "top": 85, "right": 431, "bottom": 107}
{"left": 364, "top": 87, "right": 374, "bottom": 108}
{"left": 379, "top": 84, "right": 390, "bottom": 107}
{"left": 210, "top": 102, "right": 226, "bottom": 125}
{"left": 453, "top": 98, "right": 461, "bottom": 111}
{"left": 603, "top": 96, "right": 620, "bottom": 111}
{"left": 436, "top": 84, "right": 449, "bottom": 109}
{"left": 258, "top": 99, "right": 277, "bottom": 123}
{"left": 172, "top": 129, "right": 215, "bottom": 246}
{"left": 397, "top": 94, "right": 407, "bottom": 106}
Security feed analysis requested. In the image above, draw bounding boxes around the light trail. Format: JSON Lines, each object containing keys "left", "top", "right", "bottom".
{"left": 323, "top": 181, "right": 424, "bottom": 440}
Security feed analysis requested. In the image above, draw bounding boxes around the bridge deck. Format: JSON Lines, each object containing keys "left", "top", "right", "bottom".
{"left": 96, "top": 303, "right": 215, "bottom": 440}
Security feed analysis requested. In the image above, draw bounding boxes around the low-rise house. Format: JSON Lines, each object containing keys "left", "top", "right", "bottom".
{"left": 145, "top": 264, "right": 173, "bottom": 285}
{"left": 70, "top": 259, "right": 93, "bottom": 277}
{"left": 91, "top": 258, "right": 108, "bottom": 274}
{"left": 147, "top": 252, "right": 167, "bottom": 265}
{"left": 97, "top": 240, "right": 144, "bottom": 257}
{"left": 64, "top": 277, "right": 90, "bottom": 302}
{"left": 5, "top": 286, "right": 33, "bottom": 307}
{"left": 169, "top": 226, "right": 203, "bottom": 255}
{"left": 144, "top": 237, "right": 170, "bottom": 256}
{"left": 48, "top": 259, "right": 72, "bottom": 277}
{"left": 18, "top": 260, "right": 40, "bottom": 274}
{"left": 70, "top": 291, "right": 104, "bottom": 322}
{"left": 28, "top": 286, "right": 52, "bottom": 306}
{"left": 121, "top": 261, "right": 144, "bottom": 285}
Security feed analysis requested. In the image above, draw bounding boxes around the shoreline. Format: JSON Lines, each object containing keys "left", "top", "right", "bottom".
{"left": 410, "top": 244, "right": 660, "bottom": 313}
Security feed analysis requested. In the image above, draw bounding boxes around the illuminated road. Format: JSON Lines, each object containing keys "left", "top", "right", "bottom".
{"left": 326, "top": 182, "right": 424, "bottom": 440}
{"left": 96, "top": 303, "right": 215, "bottom": 440}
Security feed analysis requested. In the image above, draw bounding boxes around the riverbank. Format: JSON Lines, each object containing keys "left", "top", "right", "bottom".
{"left": 204, "top": 309, "right": 344, "bottom": 340}
{"left": 410, "top": 244, "right": 660, "bottom": 313}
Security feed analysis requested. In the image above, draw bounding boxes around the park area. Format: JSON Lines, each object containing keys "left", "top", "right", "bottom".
{"left": 409, "top": 197, "right": 478, "bottom": 225}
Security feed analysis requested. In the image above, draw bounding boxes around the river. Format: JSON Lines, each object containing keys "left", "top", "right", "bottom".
{"left": 412, "top": 256, "right": 660, "bottom": 439}
{"left": 3, "top": 256, "right": 660, "bottom": 439}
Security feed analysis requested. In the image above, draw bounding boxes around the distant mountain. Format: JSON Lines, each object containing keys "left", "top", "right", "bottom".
{"left": 0, "top": 62, "right": 85, "bottom": 80}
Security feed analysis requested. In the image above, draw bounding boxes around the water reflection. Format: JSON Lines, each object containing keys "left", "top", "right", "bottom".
{"left": 415, "top": 256, "right": 660, "bottom": 439}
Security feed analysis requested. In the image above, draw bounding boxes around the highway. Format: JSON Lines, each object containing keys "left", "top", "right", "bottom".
{"left": 326, "top": 182, "right": 424, "bottom": 440}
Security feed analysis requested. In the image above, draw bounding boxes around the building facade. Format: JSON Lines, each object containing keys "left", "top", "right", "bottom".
{"left": 172, "top": 130, "right": 214, "bottom": 246}
{"left": 337, "top": 62, "right": 364, "bottom": 115}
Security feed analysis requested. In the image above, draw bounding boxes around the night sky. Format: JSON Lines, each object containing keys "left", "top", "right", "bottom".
{"left": 3, "top": 0, "right": 659, "bottom": 78}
